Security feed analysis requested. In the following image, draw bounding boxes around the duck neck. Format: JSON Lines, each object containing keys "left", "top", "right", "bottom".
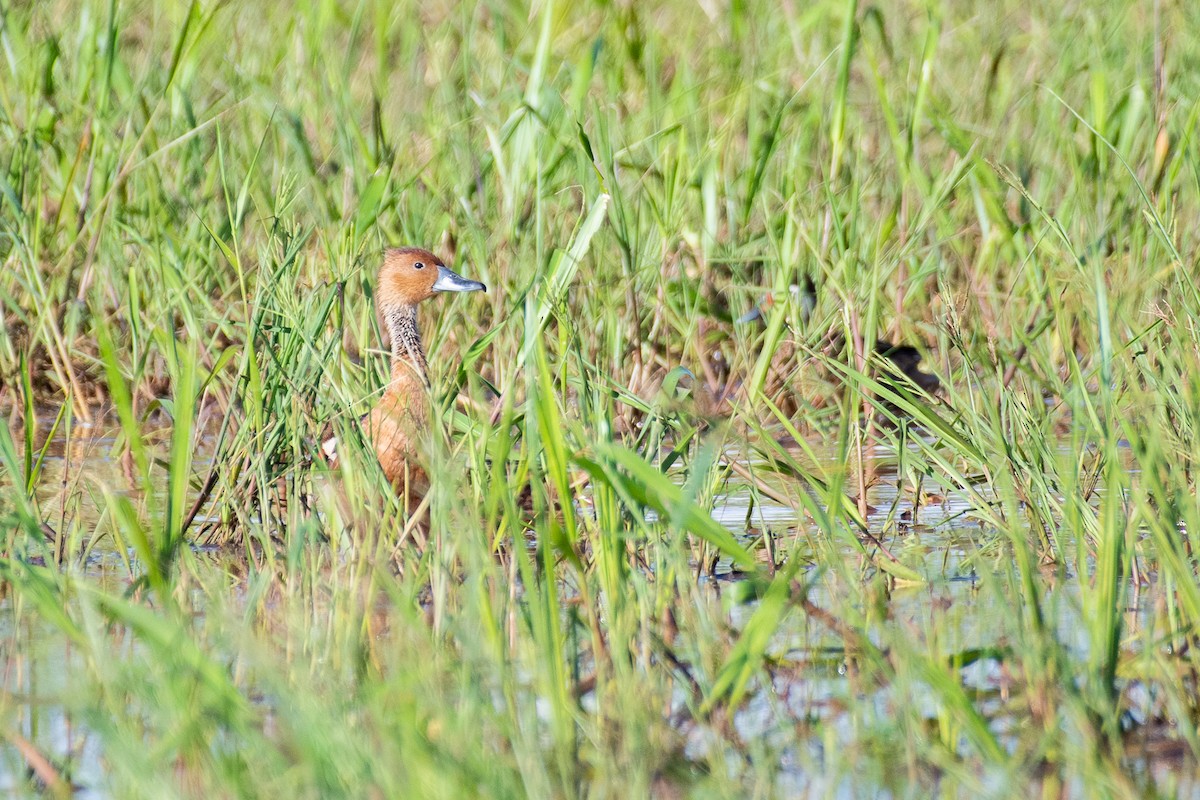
{"left": 384, "top": 304, "right": 429, "bottom": 390}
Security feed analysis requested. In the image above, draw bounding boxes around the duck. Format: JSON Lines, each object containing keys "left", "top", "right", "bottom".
{"left": 323, "top": 247, "right": 486, "bottom": 508}
{"left": 737, "top": 278, "right": 940, "bottom": 408}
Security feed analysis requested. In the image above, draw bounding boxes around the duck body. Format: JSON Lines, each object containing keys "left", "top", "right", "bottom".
{"left": 326, "top": 247, "right": 485, "bottom": 505}
{"left": 728, "top": 292, "right": 941, "bottom": 427}
{"left": 869, "top": 340, "right": 940, "bottom": 396}
{"left": 739, "top": 288, "right": 940, "bottom": 399}
{"left": 367, "top": 352, "right": 431, "bottom": 504}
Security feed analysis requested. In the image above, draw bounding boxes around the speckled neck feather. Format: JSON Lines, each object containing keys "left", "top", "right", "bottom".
{"left": 386, "top": 305, "right": 429, "bottom": 385}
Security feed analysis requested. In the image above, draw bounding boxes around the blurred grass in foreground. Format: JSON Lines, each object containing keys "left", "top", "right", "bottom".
{"left": 3, "top": 0, "right": 1200, "bottom": 795}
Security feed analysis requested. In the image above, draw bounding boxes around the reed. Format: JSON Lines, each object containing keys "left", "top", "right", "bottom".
{"left": 2, "top": 0, "right": 1199, "bottom": 795}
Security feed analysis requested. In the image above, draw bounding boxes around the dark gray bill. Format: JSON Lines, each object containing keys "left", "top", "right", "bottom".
{"left": 432, "top": 264, "right": 486, "bottom": 293}
{"left": 736, "top": 306, "right": 764, "bottom": 324}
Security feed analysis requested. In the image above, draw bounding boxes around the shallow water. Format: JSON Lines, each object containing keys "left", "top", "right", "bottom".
{"left": 2, "top": 420, "right": 1197, "bottom": 797}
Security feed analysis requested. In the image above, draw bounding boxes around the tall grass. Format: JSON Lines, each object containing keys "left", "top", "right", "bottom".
{"left": 2, "top": 0, "right": 1200, "bottom": 795}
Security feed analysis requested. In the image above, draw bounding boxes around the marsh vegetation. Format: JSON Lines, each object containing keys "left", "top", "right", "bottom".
{"left": 2, "top": 0, "right": 1200, "bottom": 796}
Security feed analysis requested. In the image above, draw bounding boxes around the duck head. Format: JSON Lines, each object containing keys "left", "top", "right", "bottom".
{"left": 376, "top": 247, "right": 486, "bottom": 312}
{"left": 737, "top": 282, "right": 814, "bottom": 325}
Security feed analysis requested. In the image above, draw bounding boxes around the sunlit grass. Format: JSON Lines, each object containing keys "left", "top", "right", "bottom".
{"left": 2, "top": 0, "right": 1200, "bottom": 795}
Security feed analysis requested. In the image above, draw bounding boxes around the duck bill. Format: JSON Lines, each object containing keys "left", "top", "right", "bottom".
{"left": 736, "top": 306, "right": 764, "bottom": 324}
{"left": 433, "top": 264, "right": 486, "bottom": 293}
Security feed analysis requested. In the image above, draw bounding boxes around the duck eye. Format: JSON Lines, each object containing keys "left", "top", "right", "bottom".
{"left": 413, "top": 261, "right": 425, "bottom": 270}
